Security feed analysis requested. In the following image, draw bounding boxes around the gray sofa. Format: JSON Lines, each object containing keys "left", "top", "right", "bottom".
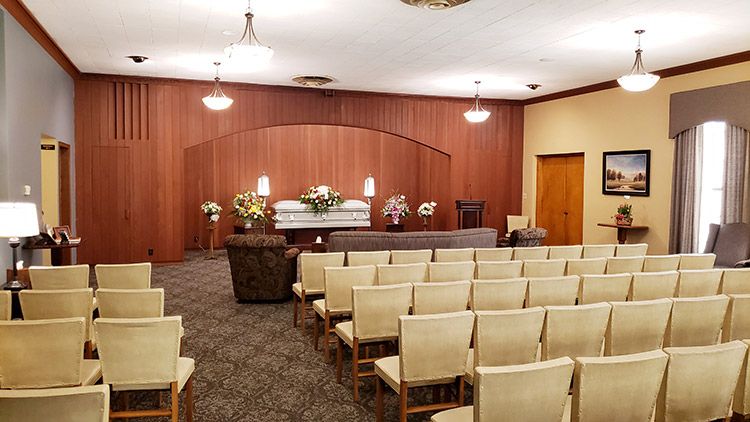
{"left": 703, "top": 223, "right": 750, "bottom": 268}
{"left": 328, "top": 228, "right": 497, "bottom": 252}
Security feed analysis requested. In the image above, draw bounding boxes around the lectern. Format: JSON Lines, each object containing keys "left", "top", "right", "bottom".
{"left": 456, "top": 200, "right": 485, "bottom": 229}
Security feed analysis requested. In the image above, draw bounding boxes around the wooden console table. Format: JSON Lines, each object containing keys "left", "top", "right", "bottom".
{"left": 24, "top": 241, "right": 81, "bottom": 266}
{"left": 597, "top": 223, "right": 648, "bottom": 244}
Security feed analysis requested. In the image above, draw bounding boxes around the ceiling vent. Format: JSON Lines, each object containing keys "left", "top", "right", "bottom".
{"left": 292, "top": 75, "right": 335, "bottom": 87}
{"left": 400, "top": 0, "right": 471, "bottom": 10}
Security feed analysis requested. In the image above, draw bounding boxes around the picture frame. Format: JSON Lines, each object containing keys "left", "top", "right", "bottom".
{"left": 602, "top": 149, "right": 651, "bottom": 196}
{"left": 53, "top": 225, "right": 72, "bottom": 242}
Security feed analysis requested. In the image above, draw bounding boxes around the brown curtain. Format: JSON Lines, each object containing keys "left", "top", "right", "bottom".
{"left": 669, "top": 126, "right": 703, "bottom": 253}
{"left": 722, "top": 125, "right": 749, "bottom": 224}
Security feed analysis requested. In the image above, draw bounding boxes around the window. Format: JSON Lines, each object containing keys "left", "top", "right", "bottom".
{"left": 697, "top": 121, "right": 726, "bottom": 251}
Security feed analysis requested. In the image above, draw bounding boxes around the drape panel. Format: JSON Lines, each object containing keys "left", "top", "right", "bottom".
{"left": 722, "top": 125, "right": 750, "bottom": 224}
{"left": 669, "top": 126, "right": 703, "bottom": 254}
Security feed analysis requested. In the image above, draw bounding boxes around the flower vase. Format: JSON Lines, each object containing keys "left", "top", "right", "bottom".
{"left": 616, "top": 217, "right": 633, "bottom": 226}
{"left": 242, "top": 219, "right": 265, "bottom": 235}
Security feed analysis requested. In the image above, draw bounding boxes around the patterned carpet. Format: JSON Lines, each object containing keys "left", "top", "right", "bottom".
{"left": 142, "top": 250, "right": 470, "bottom": 422}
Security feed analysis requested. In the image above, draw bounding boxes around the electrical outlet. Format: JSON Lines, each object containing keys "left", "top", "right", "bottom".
{"left": 147, "top": 248, "right": 154, "bottom": 256}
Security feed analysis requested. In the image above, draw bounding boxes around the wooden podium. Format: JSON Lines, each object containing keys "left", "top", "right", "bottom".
{"left": 456, "top": 200, "right": 486, "bottom": 229}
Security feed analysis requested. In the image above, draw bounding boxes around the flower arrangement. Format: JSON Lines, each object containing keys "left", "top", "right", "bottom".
{"left": 417, "top": 201, "right": 437, "bottom": 218}
{"left": 382, "top": 193, "right": 411, "bottom": 224}
{"left": 200, "top": 201, "right": 223, "bottom": 222}
{"left": 299, "top": 185, "right": 343, "bottom": 215}
{"left": 613, "top": 199, "right": 633, "bottom": 226}
{"left": 232, "top": 191, "right": 268, "bottom": 224}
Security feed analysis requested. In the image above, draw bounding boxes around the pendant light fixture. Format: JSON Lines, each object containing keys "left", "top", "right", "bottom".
{"left": 617, "top": 29, "right": 660, "bottom": 92}
{"left": 224, "top": 0, "right": 274, "bottom": 67}
{"left": 464, "top": 81, "right": 491, "bottom": 123}
{"left": 202, "top": 62, "right": 234, "bottom": 111}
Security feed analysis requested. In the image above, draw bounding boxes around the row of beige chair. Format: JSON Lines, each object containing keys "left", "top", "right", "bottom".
{"left": 28, "top": 262, "right": 152, "bottom": 289}
{"left": 0, "top": 384, "right": 110, "bottom": 422}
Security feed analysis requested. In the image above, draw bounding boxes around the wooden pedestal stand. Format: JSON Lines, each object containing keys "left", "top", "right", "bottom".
{"left": 206, "top": 221, "right": 216, "bottom": 260}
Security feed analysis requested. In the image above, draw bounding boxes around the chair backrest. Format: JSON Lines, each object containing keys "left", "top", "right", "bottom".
{"left": 323, "top": 265, "right": 377, "bottom": 312}
{"left": 0, "top": 318, "right": 85, "bottom": 388}
{"left": 566, "top": 258, "right": 607, "bottom": 277}
{"left": 352, "top": 284, "right": 412, "bottom": 341}
{"left": 412, "top": 281, "right": 471, "bottom": 315}
{"left": 20, "top": 289, "right": 94, "bottom": 341}
{"left": 723, "top": 294, "right": 750, "bottom": 342}
{"left": 512, "top": 246, "right": 549, "bottom": 261}
{"left": 605, "top": 299, "right": 672, "bottom": 356}
{"left": 541, "top": 303, "right": 611, "bottom": 361}
{"left": 473, "top": 357, "right": 574, "bottom": 422}
{"left": 470, "top": 278, "right": 527, "bottom": 311}
{"left": 28, "top": 265, "right": 89, "bottom": 290}
{"left": 582, "top": 244, "right": 616, "bottom": 259}
{"left": 526, "top": 276, "right": 580, "bottom": 307}
{"left": 523, "top": 259, "right": 566, "bottom": 278}
{"left": 376, "top": 263, "right": 427, "bottom": 285}
{"left": 398, "top": 311, "right": 474, "bottom": 383}
{"left": 475, "top": 261, "right": 523, "bottom": 280}
{"left": 299, "top": 252, "right": 345, "bottom": 291}
{"left": 578, "top": 273, "right": 632, "bottom": 304}
{"left": 721, "top": 268, "right": 750, "bottom": 294}
{"left": 664, "top": 294, "right": 729, "bottom": 347}
{"left": 428, "top": 261, "right": 475, "bottom": 282}
{"left": 346, "top": 250, "right": 390, "bottom": 267}
{"left": 642, "top": 255, "right": 681, "bottom": 272}
{"left": 676, "top": 269, "right": 722, "bottom": 297}
{"left": 657, "top": 341, "right": 747, "bottom": 422}
{"left": 678, "top": 253, "right": 716, "bottom": 270}
{"left": 0, "top": 291, "right": 10, "bottom": 320}
{"left": 0, "top": 384, "right": 110, "bottom": 422}
{"left": 506, "top": 215, "right": 530, "bottom": 233}
{"left": 434, "top": 248, "right": 475, "bottom": 263}
{"left": 614, "top": 243, "right": 648, "bottom": 257}
{"left": 474, "top": 248, "right": 513, "bottom": 262}
{"left": 572, "top": 350, "right": 668, "bottom": 422}
{"left": 94, "top": 263, "right": 151, "bottom": 289}
{"left": 96, "top": 288, "right": 164, "bottom": 318}
{"left": 390, "top": 249, "right": 432, "bottom": 264}
{"left": 733, "top": 339, "right": 750, "bottom": 416}
{"left": 94, "top": 317, "right": 181, "bottom": 386}
{"left": 548, "top": 245, "right": 583, "bottom": 260}
{"left": 474, "top": 308, "right": 545, "bottom": 367}
{"left": 605, "top": 256, "right": 644, "bottom": 274}
{"left": 629, "top": 271, "right": 679, "bottom": 301}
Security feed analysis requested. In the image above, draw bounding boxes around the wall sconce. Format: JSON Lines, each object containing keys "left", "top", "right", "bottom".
{"left": 363, "top": 174, "right": 375, "bottom": 205}
{"left": 257, "top": 171, "right": 270, "bottom": 198}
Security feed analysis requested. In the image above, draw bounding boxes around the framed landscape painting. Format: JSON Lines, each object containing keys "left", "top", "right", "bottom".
{"left": 602, "top": 149, "right": 651, "bottom": 196}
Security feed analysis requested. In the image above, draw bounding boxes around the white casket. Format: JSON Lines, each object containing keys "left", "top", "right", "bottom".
{"left": 272, "top": 200, "right": 371, "bottom": 229}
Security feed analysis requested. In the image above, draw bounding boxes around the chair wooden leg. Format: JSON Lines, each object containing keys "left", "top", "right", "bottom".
{"left": 457, "top": 376, "right": 465, "bottom": 406}
{"left": 301, "top": 291, "right": 307, "bottom": 333}
{"left": 171, "top": 381, "right": 179, "bottom": 422}
{"left": 84, "top": 341, "right": 93, "bottom": 359}
{"left": 186, "top": 375, "right": 194, "bottom": 422}
{"left": 313, "top": 312, "right": 320, "bottom": 350}
{"left": 323, "top": 312, "right": 331, "bottom": 363}
{"left": 293, "top": 295, "right": 299, "bottom": 328}
{"left": 336, "top": 336, "right": 344, "bottom": 384}
{"left": 352, "top": 338, "right": 360, "bottom": 402}
{"left": 399, "top": 382, "right": 408, "bottom": 422}
{"left": 376, "top": 376, "right": 384, "bottom": 422}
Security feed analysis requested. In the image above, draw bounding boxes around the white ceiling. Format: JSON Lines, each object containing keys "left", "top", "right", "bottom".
{"left": 19, "top": 0, "right": 750, "bottom": 100}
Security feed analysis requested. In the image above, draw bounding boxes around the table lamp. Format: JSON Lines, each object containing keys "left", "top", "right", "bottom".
{"left": 0, "top": 202, "right": 39, "bottom": 290}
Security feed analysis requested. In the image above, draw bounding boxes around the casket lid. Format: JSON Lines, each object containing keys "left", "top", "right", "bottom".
{"left": 272, "top": 199, "right": 369, "bottom": 211}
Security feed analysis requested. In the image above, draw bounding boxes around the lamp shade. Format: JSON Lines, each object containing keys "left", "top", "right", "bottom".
{"left": 0, "top": 202, "right": 39, "bottom": 238}
{"left": 257, "top": 172, "right": 270, "bottom": 197}
{"left": 363, "top": 175, "right": 375, "bottom": 198}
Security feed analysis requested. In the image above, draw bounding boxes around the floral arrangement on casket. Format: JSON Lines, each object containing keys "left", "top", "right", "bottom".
{"left": 382, "top": 193, "right": 411, "bottom": 224}
{"left": 232, "top": 191, "right": 268, "bottom": 224}
{"left": 200, "top": 201, "right": 223, "bottom": 223}
{"left": 299, "top": 185, "right": 344, "bottom": 215}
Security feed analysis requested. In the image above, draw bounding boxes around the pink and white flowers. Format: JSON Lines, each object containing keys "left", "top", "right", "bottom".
{"left": 382, "top": 193, "right": 411, "bottom": 224}
{"left": 299, "top": 185, "right": 344, "bottom": 215}
{"left": 417, "top": 201, "right": 437, "bottom": 218}
{"left": 200, "top": 201, "right": 223, "bottom": 222}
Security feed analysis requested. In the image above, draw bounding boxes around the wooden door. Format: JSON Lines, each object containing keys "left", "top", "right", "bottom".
{"left": 58, "top": 142, "right": 72, "bottom": 265}
{"left": 536, "top": 154, "right": 584, "bottom": 245}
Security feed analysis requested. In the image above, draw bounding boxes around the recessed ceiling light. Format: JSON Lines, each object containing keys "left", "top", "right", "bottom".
{"left": 292, "top": 75, "right": 335, "bottom": 87}
{"left": 126, "top": 55, "right": 148, "bottom": 63}
{"left": 400, "top": 0, "right": 471, "bottom": 10}
{"left": 526, "top": 84, "right": 542, "bottom": 90}
{"left": 222, "top": 30, "right": 236, "bottom": 36}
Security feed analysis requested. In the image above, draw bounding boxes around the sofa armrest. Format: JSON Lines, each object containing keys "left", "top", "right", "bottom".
{"left": 285, "top": 247, "right": 301, "bottom": 260}
{"left": 734, "top": 259, "right": 750, "bottom": 268}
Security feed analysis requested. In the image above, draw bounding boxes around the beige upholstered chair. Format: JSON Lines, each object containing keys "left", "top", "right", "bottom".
{"left": 733, "top": 340, "right": 750, "bottom": 419}
{"left": 605, "top": 256, "right": 644, "bottom": 274}
{"left": 347, "top": 251, "right": 390, "bottom": 267}
{"left": 374, "top": 311, "right": 474, "bottom": 422}
{"left": 335, "top": 283, "right": 412, "bottom": 401}
{"left": 0, "top": 290, "right": 10, "bottom": 320}
{"left": 526, "top": 276, "right": 580, "bottom": 307}
{"left": 512, "top": 246, "right": 549, "bottom": 261}
{"left": 0, "top": 318, "right": 101, "bottom": 388}
{"left": 605, "top": 299, "right": 672, "bottom": 356}
{"left": 569, "top": 350, "right": 668, "bottom": 422}
{"left": 475, "top": 260, "right": 523, "bottom": 280}
{"left": 578, "top": 273, "right": 632, "bottom": 304}
{"left": 292, "top": 252, "right": 345, "bottom": 330}
{"left": 722, "top": 268, "right": 750, "bottom": 294}
{"left": 541, "top": 303, "right": 611, "bottom": 361}
{"left": 614, "top": 243, "right": 648, "bottom": 257}
{"left": 629, "top": 271, "right": 679, "bottom": 301}
{"left": 313, "top": 265, "right": 376, "bottom": 362}
{"left": 29, "top": 264, "right": 89, "bottom": 290}
{"left": 19, "top": 289, "right": 96, "bottom": 358}
{"left": 523, "top": 259, "right": 566, "bottom": 278}
{"left": 678, "top": 253, "right": 717, "bottom": 270}
{"left": 96, "top": 288, "right": 164, "bottom": 318}
{"left": 94, "top": 263, "right": 151, "bottom": 289}
{"left": 434, "top": 248, "right": 475, "bottom": 263}
{"left": 723, "top": 294, "right": 750, "bottom": 342}
{"left": 376, "top": 263, "right": 428, "bottom": 285}
{"left": 548, "top": 245, "right": 583, "bottom": 260}
{"left": 412, "top": 280, "right": 471, "bottom": 315}
{"left": 0, "top": 384, "right": 110, "bottom": 422}
{"left": 506, "top": 215, "right": 530, "bottom": 235}
{"left": 582, "top": 244, "right": 616, "bottom": 259}
{"left": 657, "top": 341, "right": 747, "bottom": 422}
{"left": 94, "top": 316, "right": 194, "bottom": 421}
{"left": 676, "top": 269, "right": 722, "bottom": 297}
{"left": 428, "top": 261, "right": 475, "bottom": 282}
{"left": 664, "top": 295, "right": 729, "bottom": 347}
{"left": 390, "top": 249, "right": 432, "bottom": 264}
{"left": 642, "top": 255, "right": 681, "bottom": 272}
{"left": 470, "top": 279, "right": 527, "bottom": 311}
{"left": 565, "top": 258, "right": 607, "bottom": 277}
{"left": 465, "top": 308, "right": 545, "bottom": 385}
{"left": 432, "top": 357, "right": 575, "bottom": 422}
{"left": 473, "top": 248, "right": 513, "bottom": 262}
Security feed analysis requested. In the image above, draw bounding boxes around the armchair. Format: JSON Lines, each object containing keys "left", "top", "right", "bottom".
{"left": 703, "top": 223, "right": 750, "bottom": 268}
{"left": 509, "top": 227, "right": 548, "bottom": 247}
{"left": 224, "top": 235, "right": 300, "bottom": 301}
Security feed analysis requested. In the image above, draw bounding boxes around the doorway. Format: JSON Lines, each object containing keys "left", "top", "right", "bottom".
{"left": 40, "top": 137, "right": 72, "bottom": 265}
{"left": 536, "top": 153, "right": 584, "bottom": 246}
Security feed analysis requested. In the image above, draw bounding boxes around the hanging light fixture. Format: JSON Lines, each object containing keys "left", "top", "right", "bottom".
{"left": 464, "top": 81, "right": 491, "bottom": 123}
{"left": 257, "top": 171, "right": 270, "bottom": 198}
{"left": 617, "top": 29, "right": 660, "bottom": 92}
{"left": 202, "top": 62, "right": 233, "bottom": 110}
{"left": 224, "top": 0, "right": 274, "bottom": 68}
